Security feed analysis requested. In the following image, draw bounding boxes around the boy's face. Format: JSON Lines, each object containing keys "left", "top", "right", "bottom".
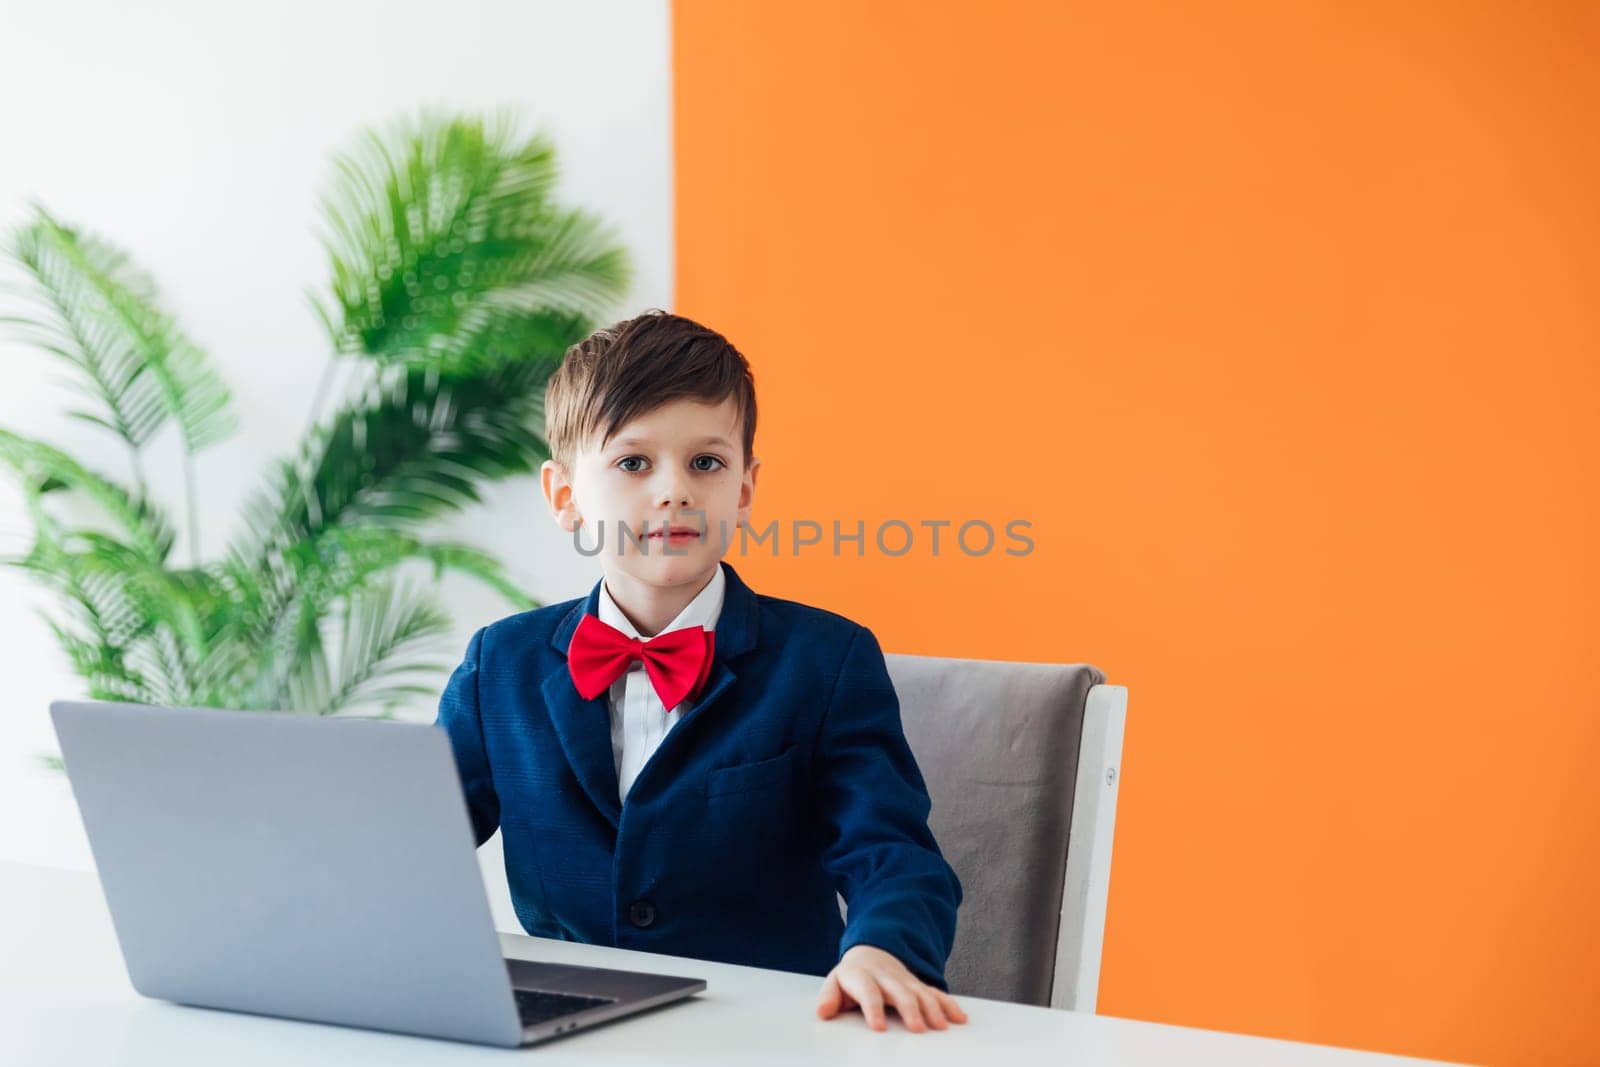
{"left": 540, "top": 396, "right": 759, "bottom": 589}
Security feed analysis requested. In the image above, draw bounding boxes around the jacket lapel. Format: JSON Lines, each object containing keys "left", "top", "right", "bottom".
{"left": 542, "top": 560, "right": 762, "bottom": 832}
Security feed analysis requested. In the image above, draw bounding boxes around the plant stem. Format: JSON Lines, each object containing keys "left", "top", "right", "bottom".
{"left": 129, "top": 446, "right": 149, "bottom": 505}
{"left": 183, "top": 449, "right": 199, "bottom": 566}
{"left": 302, "top": 352, "right": 341, "bottom": 443}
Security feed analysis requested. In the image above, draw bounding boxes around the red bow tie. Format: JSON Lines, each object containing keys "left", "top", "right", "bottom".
{"left": 567, "top": 613, "right": 716, "bottom": 711}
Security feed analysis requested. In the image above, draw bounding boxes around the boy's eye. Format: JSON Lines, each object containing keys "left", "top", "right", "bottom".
{"left": 692, "top": 455, "right": 725, "bottom": 472}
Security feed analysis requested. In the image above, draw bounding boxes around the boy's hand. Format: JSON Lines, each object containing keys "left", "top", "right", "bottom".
{"left": 815, "top": 944, "right": 969, "bottom": 1032}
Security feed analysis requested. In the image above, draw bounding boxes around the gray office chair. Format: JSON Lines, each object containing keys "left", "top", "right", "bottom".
{"left": 475, "top": 654, "right": 1127, "bottom": 1013}
{"left": 881, "top": 653, "right": 1127, "bottom": 1012}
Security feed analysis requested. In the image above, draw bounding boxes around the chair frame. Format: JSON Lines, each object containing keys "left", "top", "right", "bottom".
{"left": 1049, "top": 682, "right": 1128, "bottom": 1012}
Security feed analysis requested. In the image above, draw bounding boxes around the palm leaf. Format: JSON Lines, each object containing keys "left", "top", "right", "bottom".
{"left": 227, "top": 521, "right": 536, "bottom": 706}
{"left": 285, "top": 525, "right": 537, "bottom": 613}
{"left": 311, "top": 109, "right": 630, "bottom": 363}
{"left": 13, "top": 531, "right": 209, "bottom": 706}
{"left": 37, "top": 610, "right": 154, "bottom": 704}
{"left": 0, "top": 426, "right": 176, "bottom": 562}
{"left": 2, "top": 213, "right": 170, "bottom": 453}
{"left": 6, "top": 495, "right": 163, "bottom": 702}
{"left": 230, "top": 361, "right": 552, "bottom": 571}
{"left": 1, "top": 205, "right": 237, "bottom": 455}
{"left": 2, "top": 447, "right": 257, "bottom": 709}
{"left": 284, "top": 576, "right": 453, "bottom": 715}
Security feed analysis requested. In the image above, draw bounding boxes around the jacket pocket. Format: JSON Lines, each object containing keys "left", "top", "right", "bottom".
{"left": 705, "top": 744, "right": 797, "bottom": 797}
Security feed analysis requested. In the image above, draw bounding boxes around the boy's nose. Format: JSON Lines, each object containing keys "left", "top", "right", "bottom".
{"left": 655, "top": 484, "right": 691, "bottom": 508}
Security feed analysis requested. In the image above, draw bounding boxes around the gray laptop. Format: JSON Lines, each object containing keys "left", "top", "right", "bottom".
{"left": 48, "top": 698, "right": 706, "bottom": 1048}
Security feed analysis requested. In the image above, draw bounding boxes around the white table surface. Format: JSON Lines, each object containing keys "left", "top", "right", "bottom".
{"left": 0, "top": 860, "right": 1469, "bottom": 1066}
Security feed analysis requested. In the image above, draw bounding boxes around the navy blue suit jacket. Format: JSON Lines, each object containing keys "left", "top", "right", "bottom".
{"left": 433, "top": 560, "right": 963, "bottom": 990}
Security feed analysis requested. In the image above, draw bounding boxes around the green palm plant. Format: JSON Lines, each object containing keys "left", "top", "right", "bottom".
{"left": 0, "top": 110, "right": 630, "bottom": 765}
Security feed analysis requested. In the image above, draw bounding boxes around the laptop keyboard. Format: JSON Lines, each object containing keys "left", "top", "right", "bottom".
{"left": 514, "top": 987, "right": 616, "bottom": 1026}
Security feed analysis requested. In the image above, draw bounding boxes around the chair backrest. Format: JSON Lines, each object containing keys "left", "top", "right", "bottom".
{"left": 883, "top": 653, "right": 1127, "bottom": 1011}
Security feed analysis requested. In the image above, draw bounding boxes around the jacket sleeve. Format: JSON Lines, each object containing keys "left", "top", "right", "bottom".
{"left": 433, "top": 625, "right": 500, "bottom": 848}
{"left": 813, "top": 624, "right": 964, "bottom": 992}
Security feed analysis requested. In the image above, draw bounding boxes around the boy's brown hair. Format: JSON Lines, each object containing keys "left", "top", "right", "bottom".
{"left": 543, "top": 309, "right": 757, "bottom": 472}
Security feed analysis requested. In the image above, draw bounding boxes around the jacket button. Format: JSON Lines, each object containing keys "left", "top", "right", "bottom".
{"left": 628, "top": 900, "right": 656, "bottom": 928}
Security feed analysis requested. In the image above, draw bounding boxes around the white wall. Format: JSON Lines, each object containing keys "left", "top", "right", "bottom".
{"left": 0, "top": 0, "right": 672, "bottom": 895}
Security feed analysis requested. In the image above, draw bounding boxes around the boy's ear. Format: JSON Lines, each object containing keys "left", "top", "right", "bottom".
{"left": 540, "top": 459, "right": 583, "bottom": 532}
{"left": 737, "top": 457, "right": 761, "bottom": 526}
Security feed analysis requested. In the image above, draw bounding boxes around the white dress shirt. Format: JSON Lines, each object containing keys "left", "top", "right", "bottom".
{"left": 596, "top": 565, "right": 726, "bottom": 805}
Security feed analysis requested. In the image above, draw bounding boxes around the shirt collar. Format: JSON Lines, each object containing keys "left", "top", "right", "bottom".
{"left": 596, "top": 564, "right": 726, "bottom": 640}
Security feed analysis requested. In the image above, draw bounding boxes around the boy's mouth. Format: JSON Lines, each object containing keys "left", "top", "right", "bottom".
{"left": 647, "top": 525, "right": 702, "bottom": 541}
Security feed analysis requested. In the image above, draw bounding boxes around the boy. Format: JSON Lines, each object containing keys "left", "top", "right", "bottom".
{"left": 434, "top": 310, "right": 967, "bottom": 1033}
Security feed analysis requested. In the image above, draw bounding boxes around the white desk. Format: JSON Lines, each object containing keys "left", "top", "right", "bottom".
{"left": 0, "top": 861, "right": 1464, "bottom": 1066}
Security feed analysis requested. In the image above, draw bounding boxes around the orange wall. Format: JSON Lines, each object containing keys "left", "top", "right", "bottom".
{"left": 671, "top": 2, "right": 1599, "bottom": 1064}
